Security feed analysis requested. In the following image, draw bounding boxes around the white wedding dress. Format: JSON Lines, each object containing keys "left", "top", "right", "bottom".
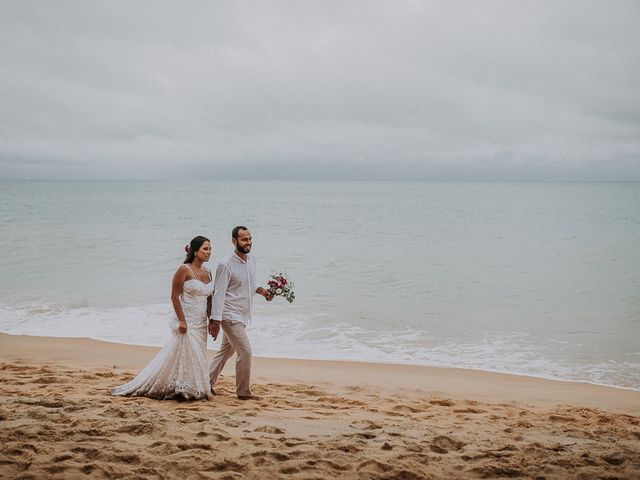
{"left": 112, "top": 270, "right": 214, "bottom": 400}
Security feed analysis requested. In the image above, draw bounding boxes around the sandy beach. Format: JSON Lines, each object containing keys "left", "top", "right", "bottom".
{"left": 1, "top": 333, "right": 639, "bottom": 479}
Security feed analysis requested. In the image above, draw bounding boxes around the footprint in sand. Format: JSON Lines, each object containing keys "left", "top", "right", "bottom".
{"left": 453, "top": 407, "right": 486, "bottom": 414}
{"left": 201, "top": 459, "right": 247, "bottom": 474}
{"left": 114, "top": 422, "right": 155, "bottom": 435}
{"left": 51, "top": 453, "right": 73, "bottom": 463}
{"left": 73, "top": 427, "right": 113, "bottom": 439}
{"left": 0, "top": 364, "right": 34, "bottom": 372}
{"left": 71, "top": 446, "right": 101, "bottom": 460}
{"left": 282, "top": 438, "right": 306, "bottom": 447}
{"left": 196, "top": 431, "right": 231, "bottom": 441}
{"left": 177, "top": 443, "right": 212, "bottom": 451}
{"left": 357, "top": 459, "right": 394, "bottom": 473}
{"left": 391, "top": 405, "right": 421, "bottom": 415}
{"left": 63, "top": 403, "right": 87, "bottom": 413}
{"left": 280, "top": 465, "right": 300, "bottom": 474}
{"left": 464, "top": 444, "right": 519, "bottom": 460}
{"left": 318, "top": 396, "right": 366, "bottom": 407}
{"left": 333, "top": 443, "right": 362, "bottom": 454}
{"left": 310, "top": 409, "right": 336, "bottom": 416}
{"left": 470, "top": 465, "right": 524, "bottom": 477}
{"left": 18, "top": 397, "right": 64, "bottom": 408}
{"left": 114, "top": 453, "right": 140, "bottom": 464}
{"left": 602, "top": 453, "right": 626, "bottom": 466}
{"left": 34, "top": 367, "right": 54, "bottom": 374}
{"left": 430, "top": 398, "right": 455, "bottom": 407}
{"left": 221, "top": 418, "right": 245, "bottom": 428}
{"left": 26, "top": 409, "right": 50, "bottom": 421}
{"left": 18, "top": 444, "right": 39, "bottom": 455}
{"left": 5, "top": 445, "right": 36, "bottom": 459}
{"left": 44, "top": 465, "right": 67, "bottom": 474}
{"left": 147, "top": 441, "right": 179, "bottom": 455}
{"left": 33, "top": 375, "right": 65, "bottom": 384}
{"left": 306, "top": 459, "right": 350, "bottom": 472}
{"left": 212, "top": 432, "right": 233, "bottom": 441}
{"left": 100, "top": 406, "right": 138, "bottom": 419}
{"left": 347, "top": 431, "right": 377, "bottom": 440}
{"left": 81, "top": 464, "right": 98, "bottom": 474}
{"left": 349, "top": 419, "right": 382, "bottom": 430}
{"left": 295, "top": 386, "right": 325, "bottom": 397}
{"left": 254, "top": 425, "right": 286, "bottom": 434}
{"left": 549, "top": 413, "right": 576, "bottom": 422}
{"left": 70, "top": 418, "right": 109, "bottom": 430}
{"left": 430, "top": 435, "right": 466, "bottom": 454}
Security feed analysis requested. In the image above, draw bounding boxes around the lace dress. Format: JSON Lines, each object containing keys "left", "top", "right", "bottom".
{"left": 112, "top": 269, "right": 214, "bottom": 400}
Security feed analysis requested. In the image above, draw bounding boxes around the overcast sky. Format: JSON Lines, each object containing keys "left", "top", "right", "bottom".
{"left": 1, "top": 1, "right": 639, "bottom": 180}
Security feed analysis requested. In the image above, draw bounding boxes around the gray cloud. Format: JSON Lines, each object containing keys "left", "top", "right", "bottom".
{"left": 1, "top": 0, "right": 639, "bottom": 180}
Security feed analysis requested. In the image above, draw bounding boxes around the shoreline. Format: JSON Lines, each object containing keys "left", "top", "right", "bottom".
{"left": 2, "top": 329, "right": 639, "bottom": 394}
{"left": 1, "top": 332, "right": 639, "bottom": 414}
{"left": 248, "top": 353, "right": 640, "bottom": 395}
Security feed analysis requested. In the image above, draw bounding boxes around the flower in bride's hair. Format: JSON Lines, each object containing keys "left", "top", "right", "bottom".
{"left": 184, "top": 244, "right": 190, "bottom": 253}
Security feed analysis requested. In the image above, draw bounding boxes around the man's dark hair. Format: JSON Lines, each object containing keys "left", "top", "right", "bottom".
{"left": 232, "top": 226, "right": 248, "bottom": 239}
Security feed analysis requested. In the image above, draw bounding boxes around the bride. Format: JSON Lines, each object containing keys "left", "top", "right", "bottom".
{"left": 112, "top": 236, "right": 214, "bottom": 400}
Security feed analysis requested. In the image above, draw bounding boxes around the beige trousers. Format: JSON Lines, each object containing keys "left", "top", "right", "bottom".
{"left": 209, "top": 320, "right": 252, "bottom": 397}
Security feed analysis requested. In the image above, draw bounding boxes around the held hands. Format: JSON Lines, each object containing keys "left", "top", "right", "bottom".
{"left": 178, "top": 320, "right": 188, "bottom": 334}
{"left": 208, "top": 320, "right": 220, "bottom": 341}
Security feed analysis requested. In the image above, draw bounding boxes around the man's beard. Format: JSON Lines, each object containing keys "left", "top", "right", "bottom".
{"left": 237, "top": 244, "right": 251, "bottom": 254}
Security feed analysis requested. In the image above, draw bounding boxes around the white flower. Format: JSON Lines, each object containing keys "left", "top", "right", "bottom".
{"left": 275, "top": 288, "right": 282, "bottom": 295}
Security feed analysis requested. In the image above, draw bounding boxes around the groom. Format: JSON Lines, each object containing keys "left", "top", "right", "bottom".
{"left": 208, "top": 226, "right": 272, "bottom": 400}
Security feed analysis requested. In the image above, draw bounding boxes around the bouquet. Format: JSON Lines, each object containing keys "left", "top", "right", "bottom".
{"left": 267, "top": 272, "right": 295, "bottom": 303}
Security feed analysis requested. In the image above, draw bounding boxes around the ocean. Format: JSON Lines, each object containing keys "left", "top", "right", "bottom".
{"left": 1, "top": 180, "right": 638, "bottom": 390}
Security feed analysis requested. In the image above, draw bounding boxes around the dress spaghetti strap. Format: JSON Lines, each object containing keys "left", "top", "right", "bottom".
{"left": 185, "top": 264, "right": 196, "bottom": 280}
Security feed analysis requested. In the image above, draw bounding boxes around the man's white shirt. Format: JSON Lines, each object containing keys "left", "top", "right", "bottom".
{"left": 211, "top": 252, "right": 258, "bottom": 326}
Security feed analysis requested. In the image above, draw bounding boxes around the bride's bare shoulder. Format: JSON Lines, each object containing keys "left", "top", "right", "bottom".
{"left": 173, "top": 264, "right": 191, "bottom": 279}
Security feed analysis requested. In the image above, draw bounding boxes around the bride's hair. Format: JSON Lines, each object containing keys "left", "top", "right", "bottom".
{"left": 184, "top": 236, "right": 210, "bottom": 264}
